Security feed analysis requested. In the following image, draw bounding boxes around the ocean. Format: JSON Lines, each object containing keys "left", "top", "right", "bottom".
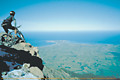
{"left": 23, "top": 31, "right": 120, "bottom": 46}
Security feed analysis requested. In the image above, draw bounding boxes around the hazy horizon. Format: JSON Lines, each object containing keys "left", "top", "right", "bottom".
{"left": 0, "top": 0, "right": 120, "bottom": 31}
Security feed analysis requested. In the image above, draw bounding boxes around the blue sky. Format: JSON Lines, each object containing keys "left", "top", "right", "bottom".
{"left": 0, "top": 0, "right": 120, "bottom": 31}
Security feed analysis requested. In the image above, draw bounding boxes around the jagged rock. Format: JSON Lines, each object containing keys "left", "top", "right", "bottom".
{"left": 11, "top": 43, "right": 40, "bottom": 58}
{"left": 0, "top": 32, "right": 44, "bottom": 80}
{"left": 0, "top": 45, "right": 44, "bottom": 79}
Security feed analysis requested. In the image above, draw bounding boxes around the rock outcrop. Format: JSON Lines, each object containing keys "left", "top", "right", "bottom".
{"left": 0, "top": 32, "right": 44, "bottom": 80}
{"left": 0, "top": 45, "right": 44, "bottom": 80}
{"left": 11, "top": 43, "right": 40, "bottom": 57}
{"left": 2, "top": 64, "right": 40, "bottom": 80}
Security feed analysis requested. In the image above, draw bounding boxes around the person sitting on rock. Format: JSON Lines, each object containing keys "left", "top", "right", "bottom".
{"left": 1, "top": 11, "right": 17, "bottom": 37}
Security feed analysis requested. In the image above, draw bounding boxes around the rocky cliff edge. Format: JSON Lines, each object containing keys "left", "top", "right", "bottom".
{"left": 0, "top": 33, "right": 73, "bottom": 80}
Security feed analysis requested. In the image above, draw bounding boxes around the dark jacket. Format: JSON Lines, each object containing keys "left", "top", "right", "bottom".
{"left": 1, "top": 15, "right": 16, "bottom": 26}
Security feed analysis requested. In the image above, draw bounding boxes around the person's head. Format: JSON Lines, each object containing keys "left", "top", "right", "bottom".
{"left": 10, "top": 11, "right": 15, "bottom": 16}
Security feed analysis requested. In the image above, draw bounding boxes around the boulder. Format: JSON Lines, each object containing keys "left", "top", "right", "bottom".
{"left": 11, "top": 43, "right": 40, "bottom": 58}
{"left": 2, "top": 63, "right": 43, "bottom": 80}
{"left": 2, "top": 69, "right": 39, "bottom": 80}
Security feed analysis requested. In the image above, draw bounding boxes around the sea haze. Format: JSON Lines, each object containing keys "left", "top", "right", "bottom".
{"left": 23, "top": 31, "right": 120, "bottom": 46}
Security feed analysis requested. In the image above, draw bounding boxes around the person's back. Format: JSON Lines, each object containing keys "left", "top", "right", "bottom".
{"left": 4, "top": 15, "right": 15, "bottom": 24}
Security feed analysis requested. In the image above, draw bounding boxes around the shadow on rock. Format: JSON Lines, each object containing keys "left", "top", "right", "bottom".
{"left": 0, "top": 45, "right": 44, "bottom": 78}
